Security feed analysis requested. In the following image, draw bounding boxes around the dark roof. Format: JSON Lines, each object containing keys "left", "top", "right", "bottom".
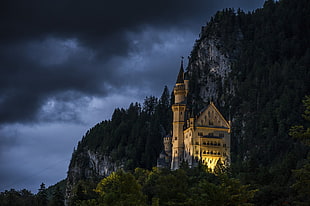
{"left": 176, "top": 60, "right": 184, "bottom": 84}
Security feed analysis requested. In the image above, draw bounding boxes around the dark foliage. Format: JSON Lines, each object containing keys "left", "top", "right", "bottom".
{"left": 74, "top": 167, "right": 257, "bottom": 206}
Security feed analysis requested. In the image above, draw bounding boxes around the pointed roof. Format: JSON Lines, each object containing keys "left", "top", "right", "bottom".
{"left": 176, "top": 58, "right": 184, "bottom": 84}
{"left": 196, "top": 102, "right": 230, "bottom": 128}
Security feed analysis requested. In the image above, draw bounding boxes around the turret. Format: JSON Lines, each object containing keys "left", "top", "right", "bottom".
{"left": 174, "top": 59, "right": 186, "bottom": 104}
{"left": 171, "top": 58, "right": 187, "bottom": 170}
{"left": 163, "top": 135, "right": 172, "bottom": 157}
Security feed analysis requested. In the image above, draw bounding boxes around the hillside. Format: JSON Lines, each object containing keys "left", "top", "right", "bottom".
{"left": 65, "top": 0, "right": 310, "bottom": 205}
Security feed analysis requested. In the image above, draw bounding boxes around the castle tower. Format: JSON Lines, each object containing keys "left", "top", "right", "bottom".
{"left": 171, "top": 59, "right": 187, "bottom": 170}
{"left": 163, "top": 135, "right": 172, "bottom": 157}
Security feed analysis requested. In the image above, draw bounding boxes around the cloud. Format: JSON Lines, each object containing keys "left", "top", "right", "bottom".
{"left": 0, "top": 27, "right": 194, "bottom": 124}
{"left": 0, "top": 0, "right": 265, "bottom": 124}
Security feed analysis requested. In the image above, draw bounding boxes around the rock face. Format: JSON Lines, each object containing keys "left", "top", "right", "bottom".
{"left": 65, "top": 149, "right": 121, "bottom": 204}
{"left": 188, "top": 38, "right": 233, "bottom": 102}
{"left": 186, "top": 26, "right": 241, "bottom": 108}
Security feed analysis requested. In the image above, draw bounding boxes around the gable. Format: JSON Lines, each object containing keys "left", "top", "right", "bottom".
{"left": 195, "top": 102, "right": 230, "bottom": 128}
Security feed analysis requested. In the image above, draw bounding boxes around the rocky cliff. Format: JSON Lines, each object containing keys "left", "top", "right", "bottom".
{"left": 186, "top": 9, "right": 241, "bottom": 112}
{"left": 65, "top": 148, "right": 121, "bottom": 203}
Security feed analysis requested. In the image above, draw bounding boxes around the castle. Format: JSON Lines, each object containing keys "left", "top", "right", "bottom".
{"left": 157, "top": 60, "right": 231, "bottom": 171}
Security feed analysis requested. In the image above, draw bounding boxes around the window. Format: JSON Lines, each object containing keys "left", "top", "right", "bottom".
{"left": 175, "top": 137, "right": 177, "bottom": 140}
{"left": 209, "top": 120, "right": 213, "bottom": 125}
{"left": 209, "top": 133, "right": 214, "bottom": 136}
{"left": 219, "top": 133, "right": 224, "bottom": 138}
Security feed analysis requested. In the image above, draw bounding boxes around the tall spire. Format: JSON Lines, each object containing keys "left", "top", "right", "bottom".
{"left": 176, "top": 57, "right": 184, "bottom": 84}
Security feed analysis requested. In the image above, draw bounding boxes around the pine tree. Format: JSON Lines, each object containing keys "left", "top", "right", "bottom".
{"left": 36, "top": 183, "right": 48, "bottom": 206}
{"left": 49, "top": 186, "right": 64, "bottom": 206}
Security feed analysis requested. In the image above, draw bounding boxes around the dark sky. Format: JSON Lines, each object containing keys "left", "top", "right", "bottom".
{"left": 0, "top": 0, "right": 265, "bottom": 192}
